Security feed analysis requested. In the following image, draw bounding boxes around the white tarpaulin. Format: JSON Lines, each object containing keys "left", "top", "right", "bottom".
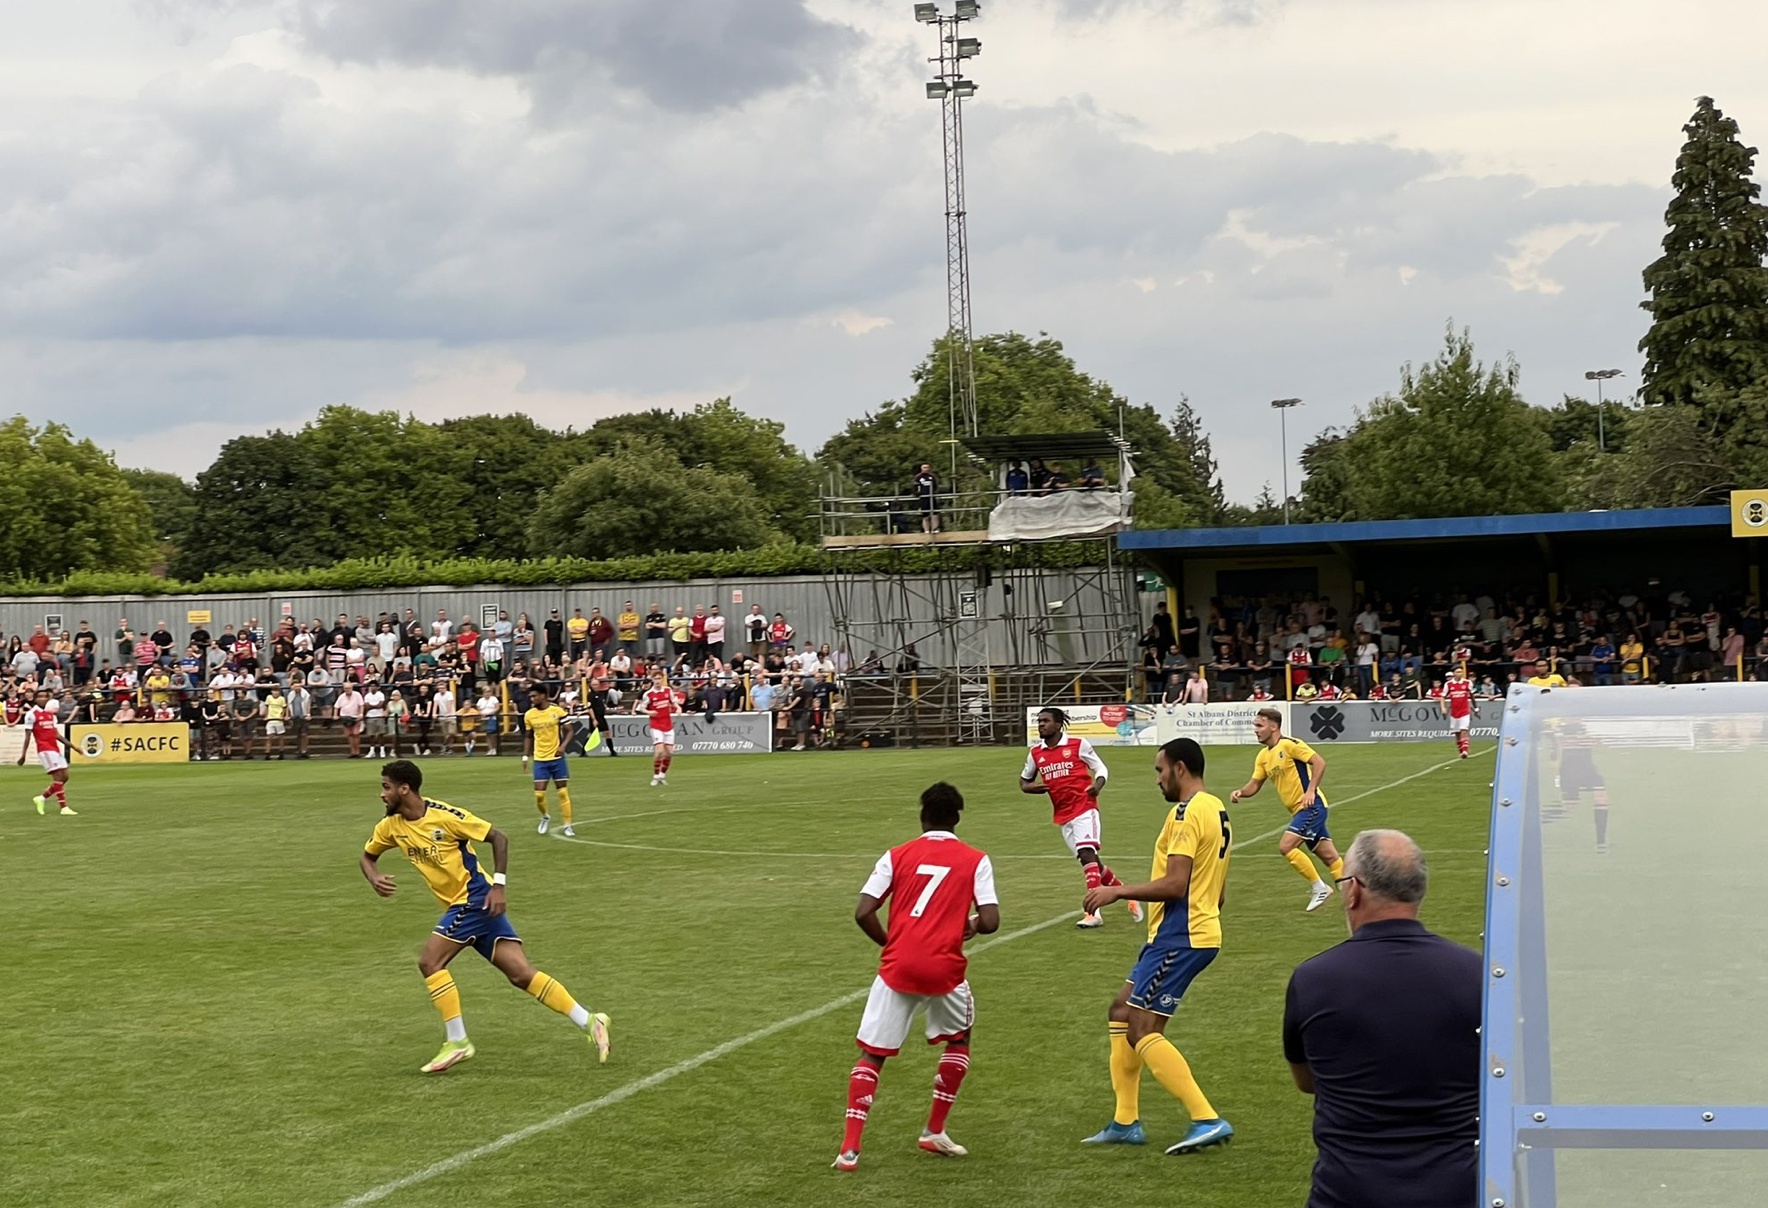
{"left": 987, "top": 490, "right": 1126, "bottom": 542}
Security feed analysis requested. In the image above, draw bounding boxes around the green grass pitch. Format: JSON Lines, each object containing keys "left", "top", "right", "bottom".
{"left": 4, "top": 741, "right": 1492, "bottom": 1208}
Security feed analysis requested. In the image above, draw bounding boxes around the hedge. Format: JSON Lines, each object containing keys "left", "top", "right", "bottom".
{"left": 0, "top": 540, "right": 1132, "bottom": 599}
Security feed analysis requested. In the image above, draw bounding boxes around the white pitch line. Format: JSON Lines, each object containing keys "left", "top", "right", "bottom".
{"left": 336, "top": 746, "right": 1487, "bottom": 1207}
{"left": 330, "top": 910, "right": 1081, "bottom": 1208}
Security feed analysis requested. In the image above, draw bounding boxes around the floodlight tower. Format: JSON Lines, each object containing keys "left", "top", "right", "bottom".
{"left": 916, "top": 2, "right": 982, "bottom": 446}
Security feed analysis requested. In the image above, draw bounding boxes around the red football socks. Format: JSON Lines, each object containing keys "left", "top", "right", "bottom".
{"left": 1083, "top": 861, "right": 1103, "bottom": 892}
{"left": 843, "top": 1063, "right": 879, "bottom": 1152}
{"left": 926, "top": 1045, "right": 969, "bottom": 1134}
{"left": 1456, "top": 733, "right": 1469, "bottom": 756}
{"left": 1101, "top": 865, "right": 1122, "bottom": 887}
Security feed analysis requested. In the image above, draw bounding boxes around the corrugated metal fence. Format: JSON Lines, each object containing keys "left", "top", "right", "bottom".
{"left": 4, "top": 571, "right": 1153, "bottom": 667}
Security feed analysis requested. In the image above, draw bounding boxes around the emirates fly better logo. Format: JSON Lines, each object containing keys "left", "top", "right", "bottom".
{"left": 1308, "top": 706, "right": 1347, "bottom": 741}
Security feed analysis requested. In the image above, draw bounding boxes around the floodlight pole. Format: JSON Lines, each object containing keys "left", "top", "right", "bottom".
{"left": 1584, "top": 368, "right": 1622, "bottom": 452}
{"left": 920, "top": 3, "right": 981, "bottom": 448}
{"left": 1271, "top": 398, "right": 1303, "bottom": 524}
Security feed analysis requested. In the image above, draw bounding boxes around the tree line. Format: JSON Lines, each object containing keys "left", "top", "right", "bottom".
{"left": 3, "top": 96, "right": 1764, "bottom": 584}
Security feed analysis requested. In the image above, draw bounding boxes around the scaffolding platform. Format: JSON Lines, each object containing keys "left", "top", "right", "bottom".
{"left": 819, "top": 430, "right": 1143, "bottom": 746}
{"left": 820, "top": 530, "right": 991, "bottom": 551}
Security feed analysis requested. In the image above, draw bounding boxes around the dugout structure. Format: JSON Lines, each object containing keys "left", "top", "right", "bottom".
{"left": 1484, "top": 682, "right": 1768, "bottom": 1207}
{"left": 819, "top": 432, "right": 1142, "bottom": 746}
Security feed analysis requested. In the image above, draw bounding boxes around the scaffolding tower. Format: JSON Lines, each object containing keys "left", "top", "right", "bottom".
{"left": 820, "top": 432, "right": 1144, "bottom": 747}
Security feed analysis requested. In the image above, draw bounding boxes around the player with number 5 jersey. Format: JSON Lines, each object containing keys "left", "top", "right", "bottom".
{"left": 1081, "top": 737, "right": 1234, "bottom": 1155}
{"left": 833, "top": 782, "right": 1000, "bottom": 1173}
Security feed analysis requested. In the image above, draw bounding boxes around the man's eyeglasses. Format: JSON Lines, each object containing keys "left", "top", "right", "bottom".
{"left": 1334, "top": 874, "right": 1361, "bottom": 889}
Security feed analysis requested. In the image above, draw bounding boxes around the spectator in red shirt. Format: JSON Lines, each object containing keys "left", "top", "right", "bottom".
{"left": 689, "top": 605, "right": 709, "bottom": 663}
{"left": 27, "top": 626, "right": 51, "bottom": 659}
{"left": 588, "top": 608, "right": 614, "bottom": 652}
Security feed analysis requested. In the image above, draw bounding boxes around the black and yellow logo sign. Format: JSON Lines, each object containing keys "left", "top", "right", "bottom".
{"left": 1734, "top": 490, "right": 1768, "bottom": 537}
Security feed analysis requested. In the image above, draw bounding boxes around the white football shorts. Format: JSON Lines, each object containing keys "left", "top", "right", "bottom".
{"left": 1058, "top": 808, "right": 1103, "bottom": 856}
{"left": 38, "top": 750, "right": 68, "bottom": 773}
{"left": 855, "top": 975, "right": 975, "bottom": 1056}
{"left": 647, "top": 727, "right": 676, "bottom": 748}
{"left": 1448, "top": 710, "right": 1472, "bottom": 733}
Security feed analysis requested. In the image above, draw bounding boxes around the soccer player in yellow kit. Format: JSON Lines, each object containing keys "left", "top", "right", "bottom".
{"left": 1230, "top": 707, "right": 1344, "bottom": 912}
{"left": 360, "top": 760, "right": 610, "bottom": 1073}
{"left": 524, "top": 685, "right": 577, "bottom": 837}
{"left": 1081, "top": 737, "right": 1234, "bottom": 1155}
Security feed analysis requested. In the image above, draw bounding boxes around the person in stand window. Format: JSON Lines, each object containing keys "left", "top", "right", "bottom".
{"left": 913, "top": 462, "right": 940, "bottom": 533}
{"left": 1004, "top": 460, "right": 1029, "bottom": 496}
{"left": 1028, "top": 458, "right": 1051, "bottom": 494}
{"left": 1077, "top": 460, "right": 1106, "bottom": 489}
{"left": 1044, "top": 462, "right": 1072, "bottom": 491}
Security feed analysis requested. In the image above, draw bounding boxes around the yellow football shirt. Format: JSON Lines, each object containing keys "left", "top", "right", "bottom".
{"left": 364, "top": 799, "right": 494, "bottom": 908}
{"left": 1528, "top": 674, "right": 1567, "bottom": 687}
{"left": 1252, "top": 736, "right": 1328, "bottom": 815}
{"left": 618, "top": 610, "right": 641, "bottom": 641}
{"left": 568, "top": 616, "right": 589, "bottom": 642}
{"left": 264, "top": 695, "right": 288, "bottom": 721}
{"left": 1146, "top": 790, "right": 1230, "bottom": 949}
{"left": 525, "top": 704, "right": 569, "bottom": 760}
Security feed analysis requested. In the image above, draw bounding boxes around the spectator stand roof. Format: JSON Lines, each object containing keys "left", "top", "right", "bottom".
{"left": 960, "top": 431, "right": 1135, "bottom": 468}
{"left": 1119, "top": 506, "right": 1732, "bottom": 555}
{"left": 1122, "top": 506, "right": 1754, "bottom": 611}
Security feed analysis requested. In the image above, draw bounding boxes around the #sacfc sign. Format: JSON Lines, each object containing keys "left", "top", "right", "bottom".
{"left": 69, "top": 724, "right": 189, "bottom": 765}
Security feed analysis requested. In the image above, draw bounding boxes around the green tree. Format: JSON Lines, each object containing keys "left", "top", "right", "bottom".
{"left": 1298, "top": 327, "right": 1562, "bottom": 520}
{"left": 122, "top": 468, "right": 199, "bottom": 553}
{"left": 1540, "top": 394, "right": 1631, "bottom": 454}
{"left": 819, "top": 331, "right": 1223, "bottom": 525}
{"left": 0, "top": 418, "right": 154, "bottom": 580}
{"left": 1295, "top": 430, "right": 1359, "bottom": 522}
{"left": 528, "top": 439, "right": 783, "bottom": 559}
{"left": 1639, "top": 96, "right": 1768, "bottom": 412}
{"left": 295, "top": 406, "right": 475, "bottom": 558}
{"left": 174, "top": 432, "right": 332, "bottom": 577}
{"left": 433, "top": 414, "right": 584, "bottom": 556}
{"left": 1568, "top": 404, "right": 1734, "bottom": 508}
{"left": 581, "top": 399, "right": 817, "bottom": 541}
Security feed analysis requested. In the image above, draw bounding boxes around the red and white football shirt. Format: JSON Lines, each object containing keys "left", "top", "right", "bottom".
{"left": 1444, "top": 678, "right": 1475, "bottom": 720}
{"left": 26, "top": 706, "right": 61, "bottom": 754}
{"left": 862, "top": 832, "right": 997, "bottom": 996}
{"left": 1022, "top": 737, "right": 1108, "bottom": 826}
{"left": 642, "top": 686, "right": 683, "bottom": 734}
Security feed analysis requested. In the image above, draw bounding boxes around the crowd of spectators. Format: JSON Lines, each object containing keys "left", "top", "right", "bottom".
{"left": 1141, "top": 587, "right": 1768, "bottom": 704}
{"left": 0, "top": 599, "right": 862, "bottom": 758}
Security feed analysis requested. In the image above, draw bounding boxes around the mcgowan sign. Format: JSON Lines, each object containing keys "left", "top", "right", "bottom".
{"left": 1291, "top": 700, "right": 1501, "bottom": 743}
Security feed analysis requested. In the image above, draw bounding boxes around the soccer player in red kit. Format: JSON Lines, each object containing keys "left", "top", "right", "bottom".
{"left": 835, "top": 782, "right": 1000, "bottom": 1173}
{"left": 1443, "top": 666, "right": 1476, "bottom": 758}
{"left": 638, "top": 668, "right": 685, "bottom": 786}
{"left": 1021, "top": 707, "right": 1140, "bottom": 930}
{"left": 16, "top": 689, "right": 76, "bottom": 815}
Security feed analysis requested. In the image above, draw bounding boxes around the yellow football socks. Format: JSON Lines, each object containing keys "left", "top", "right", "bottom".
{"left": 1109, "top": 1022, "right": 1141, "bottom": 1125}
{"left": 1286, "top": 847, "right": 1320, "bottom": 884}
{"left": 557, "top": 787, "right": 573, "bottom": 826}
{"left": 1135, "top": 1034, "right": 1217, "bottom": 1121}
{"left": 425, "top": 970, "right": 462, "bottom": 1027}
{"left": 535, "top": 789, "right": 548, "bottom": 816}
{"left": 526, "top": 971, "right": 581, "bottom": 1019}
{"left": 1328, "top": 856, "right": 1345, "bottom": 880}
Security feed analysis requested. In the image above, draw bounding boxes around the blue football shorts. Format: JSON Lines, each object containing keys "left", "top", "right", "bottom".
{"left": 434, "top": 901, "right": 521, "bottom": 960}
{"left": 532, "top": 756, "right": 569, "bottom": 784}
{"left": 1125, "top": 945, "right": 1217, "bottom": 1017}
{"left": 1287, "top": 801, "right": 1331, "bottom": 848}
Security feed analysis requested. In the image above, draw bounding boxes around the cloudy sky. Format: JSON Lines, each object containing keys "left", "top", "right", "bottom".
{"left": 3, "top": 0, "right": 1765, "bottom": 501}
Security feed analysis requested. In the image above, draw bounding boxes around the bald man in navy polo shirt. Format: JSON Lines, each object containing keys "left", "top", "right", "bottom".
{"left": 1282, "top": 829, "right": 1481, "bottom": 1208}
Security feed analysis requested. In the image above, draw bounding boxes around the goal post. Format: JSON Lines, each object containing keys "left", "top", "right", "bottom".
{"left": 1483, "top": 682, "right": 1768, "bottom": 1207}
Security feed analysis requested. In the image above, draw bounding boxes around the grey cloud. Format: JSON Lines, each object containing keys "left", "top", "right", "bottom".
{"left": 289, "top": 0, "right": 862, "bottom": 114}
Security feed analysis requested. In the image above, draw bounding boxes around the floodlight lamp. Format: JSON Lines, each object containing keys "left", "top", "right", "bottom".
{"left": 955, "top": 0, "right": 980, "bottom": 18}
{"left": 913, "top": 3, "right": 939, "bottom": 22}
{"left": 956, "top": 37, "right": 981, "bottom": 57}
{"left": 951, "top": 78, "right": 977, "bottom": 98}
{"left": 925, "top": 80, "right": 950, "bottom": 99}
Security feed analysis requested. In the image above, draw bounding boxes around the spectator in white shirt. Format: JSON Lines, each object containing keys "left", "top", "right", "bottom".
{"left": 363, "top": 686, "right": 389, "bottom": 758}
{"left": 431, "top": 610, "right": 453, "bottom": 651}
{"left": 433, "top": 684, "right": 458, "bottom": 755}
{"left": 477, "top": 690, "right": 502, "bottom": 755}
{"left": 373, "top": 624, "right": 400, "bottom": 670}
{"left": 1355, "top": 634, "right": 1381, "bottom": 695}
{"left": 479, "top": 633, "right": 505, "bottom": 682}
{"left": 796, "top": 647, "right": 820, "bottom": 677}
{"left": 1355, "top": 605, "right": 1381, "bottom": 636}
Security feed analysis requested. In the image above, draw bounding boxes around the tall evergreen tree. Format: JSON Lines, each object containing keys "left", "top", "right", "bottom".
{"left": 1638, "top": 96, "right": 1768, "bottom": 412}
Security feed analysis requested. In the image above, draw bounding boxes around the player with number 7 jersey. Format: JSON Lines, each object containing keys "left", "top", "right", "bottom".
{"left": 834, "top": 782, "right": 1000, "bottom": 1173}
